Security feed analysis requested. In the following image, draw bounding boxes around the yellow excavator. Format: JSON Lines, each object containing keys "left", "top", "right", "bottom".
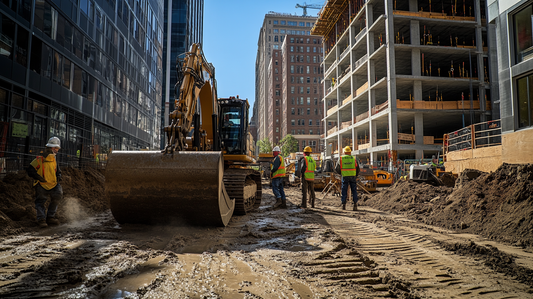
{"left": 105, "top": 43, "right": 261, "bottom": 226}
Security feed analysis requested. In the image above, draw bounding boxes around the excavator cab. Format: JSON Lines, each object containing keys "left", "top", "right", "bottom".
{"left": 220, "top": 105, "right": 245, "bottom": 155}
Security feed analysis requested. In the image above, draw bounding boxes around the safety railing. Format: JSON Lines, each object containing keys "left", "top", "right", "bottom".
{"left": 443, "top": 119, "right": 502, "bottom": 154}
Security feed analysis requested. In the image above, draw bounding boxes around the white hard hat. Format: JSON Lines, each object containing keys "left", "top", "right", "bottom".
{"left": 46, "top": 137, "right": 61, "bottom": 148}
{"left": 273, "top": 146, "right": 280, "bottom": 152}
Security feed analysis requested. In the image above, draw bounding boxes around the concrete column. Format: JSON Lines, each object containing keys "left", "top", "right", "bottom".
{"left": 368, "top": 31, "right": 375, "bottom": 56}
{"left": 410, "top": 20, "right": 420, "bottom": 46}
{"left": 487, "top": 23, "right": 500, "bottom": 119}
{"left": 370, "top": 120, "right": 377, "bottom": 147}
{"left": 413, "top": 81, "right": 422, "bottom": 101}
{"left": 415, "top": 149, "right": 423, "bottom": 159}
{"left": 354, "top": 129, "right": 358, "bottom": 150}
{"left": 412, "top": 49, "right": 421, "bottom": 76}
{"left": 414, "top": 113, "right": 423, "bottom": 145}
{"left": 368, "top": 58, "right": 376, "bottom": 85}
{"left": 409, "top": 0, "right": 418, "bottom": 12}
{"left": 370, "top": 151, "right": 378, "bottom": 165}
{"left": 367, "top": 4, "right": 374, "bottom": 27}
{"left": 385, "top": 0, "right": 398, "bottom": 149}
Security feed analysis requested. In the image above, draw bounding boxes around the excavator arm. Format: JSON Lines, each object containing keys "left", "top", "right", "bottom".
{"left": 164, "top": 43, "right": 218, "bottom": 153}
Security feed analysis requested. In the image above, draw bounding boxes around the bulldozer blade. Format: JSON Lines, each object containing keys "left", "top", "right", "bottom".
{"left": 105, "top": 151, "right": 234, "bottom": 226}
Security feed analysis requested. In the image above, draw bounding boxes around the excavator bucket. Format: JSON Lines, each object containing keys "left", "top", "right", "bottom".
{"left": 105, "top": 151, "right": 234, "bottom": 226}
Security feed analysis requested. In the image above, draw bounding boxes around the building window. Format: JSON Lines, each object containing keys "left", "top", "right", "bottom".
{"left": 309, "top": 130, "right": 313, "bottom": 134}
{"left": 273, "top": 20, "right": 278, "bottom": 24}
{"left": 515, "top": 5, "right": 533, "bottom": 63}
{"left": 281, "top": 20, "right": 286, "bottom": 25}
{"left": 290, "top": 46, "right": 294, "bottom": 52}
{"left": 309, "top": 119, "right": 312, "bottom": 126}
{"left": 517, "top": 75, "right": 533, "bottom": 128}
{"left": 307, "top": 108, "right": 310, "bottom": 115}
{"left": 316, "top": 120, "right": 320, "bottom": 126}
{"left": 274, "top": 36, "right": 279, "bottom": 42}
{"left": 276, "top": 127, "right": 279, "bottom": 132}
{"left": 276, "top": 109, "right": 279, "bottom": 115}
{"left": 274, "top": 29, "right": 279, "bottom": 33}
{"left": 307, "top": 87, "right": 310, "bottom": 94}
{"left": 281, "top": 29, "right": 286, "bottom": 34}
{"left": 291, "top": 119, "right": 295, "bottom": 126}
{"left": 290, "top": 65, "right": 294, "bottom": 73}
{"left": 291, "top": 86, "right": 295, "bottom": 93}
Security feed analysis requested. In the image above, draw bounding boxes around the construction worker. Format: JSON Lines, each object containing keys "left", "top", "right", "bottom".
{"left": 335, "top": 146, "right": 360, "bottom": 211}
{"left": 26, "top": 137, "right": 63, "bottom": 228}
{"left": 298, "top": 146, "right": 316, "bottom": 208}
{"left": 270, "top": 146, "right": 287, "bottom": 208}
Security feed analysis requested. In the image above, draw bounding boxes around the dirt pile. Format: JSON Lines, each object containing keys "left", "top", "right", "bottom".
{"left": 363, "top": 163, "right": 533, "bottom": 247}
{"left": 0, "top": 167, "right": 107, "bottom": 235}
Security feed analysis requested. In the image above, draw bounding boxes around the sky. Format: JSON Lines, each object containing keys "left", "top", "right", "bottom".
{"left": 203, "top": 0, "right": 323, "bottom": 119}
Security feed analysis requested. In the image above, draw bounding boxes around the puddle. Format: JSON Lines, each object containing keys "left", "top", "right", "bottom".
{"left": 102, "top": 256, "right": 169, "bottom": 299}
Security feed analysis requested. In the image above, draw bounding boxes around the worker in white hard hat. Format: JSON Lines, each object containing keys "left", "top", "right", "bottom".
{"left": 270, "top": 145, "right": 287, "bottom": 208}
{"left": 26, "top": 137, "right": 63, "bottom": 228}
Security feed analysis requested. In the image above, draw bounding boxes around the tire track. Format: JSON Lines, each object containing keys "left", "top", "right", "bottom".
{"left": 319, "top": 208, "right": 533, "bottom": 298}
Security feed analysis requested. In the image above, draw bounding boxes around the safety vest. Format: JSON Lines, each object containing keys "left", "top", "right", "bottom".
{"left": 30, "top": 154, "right": 58, "bottom": 190}
{"left": 304, "top": 156, "right": 316, "bottom": 181}
{"left": 271, "top": 155, "right": 286, "bottom": 179}
{"left": 340, "top": 155, "right": 357, "bottom": 177}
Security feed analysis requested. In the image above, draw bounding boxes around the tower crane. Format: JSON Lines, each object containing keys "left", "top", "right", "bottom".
{"left": 295, "top": 2, "right": 322, "bottom": 16}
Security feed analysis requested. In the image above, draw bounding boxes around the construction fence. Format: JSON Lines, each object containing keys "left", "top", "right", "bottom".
{"left": 444, "top": 119, "right": 502, "bottom": 154}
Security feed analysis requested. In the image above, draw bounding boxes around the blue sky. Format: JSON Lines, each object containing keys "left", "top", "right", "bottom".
{"left": 203, "top": 1, "right": 323, "bottom": 119}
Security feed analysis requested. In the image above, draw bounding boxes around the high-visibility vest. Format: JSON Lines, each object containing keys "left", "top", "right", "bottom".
{"left": 340, "top": 155, "right": 357, "bottom": 177}
{"left": 271, "top": 155, "right": 286, "bottom": 178}
{"left": 304, "top": 156, "right": 316, "bottom": 181}
{"left": 30, "top": 154, "right": 58, "bottom": 190}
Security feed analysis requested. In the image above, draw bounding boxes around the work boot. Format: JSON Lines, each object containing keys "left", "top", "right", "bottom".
{"left": 274, "top": 197, "right": 282, "bottom": 208}
{"left": 311, "top": 200, "right": 315, "bottom": 208}
{"left": 37, "top": 219, "right": 48, "bottom": 228}
{"left": 353, "top": 203, "right": 358, "bottom": 211}
{"left": 46, "top": 217, "right": 60, "bottom": 226}
{"left": 280, "top": 198, "right": 287, "bottom": 209}
{"left": 342, "top": 203, "right": 346, "bottom": 210}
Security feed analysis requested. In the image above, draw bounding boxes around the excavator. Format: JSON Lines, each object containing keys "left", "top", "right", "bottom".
{"left": 104, "top": 43, "right": 261, "bottom": 227}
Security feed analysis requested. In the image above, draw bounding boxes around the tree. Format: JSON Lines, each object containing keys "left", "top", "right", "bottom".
{"left": 257, "top": 137, "right": 273, "bottom": 153}
{"left": 279, "top": 134, "right": 298, "bottom": 157}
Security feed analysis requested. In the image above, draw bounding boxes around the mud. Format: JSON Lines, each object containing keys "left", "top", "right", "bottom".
{"left": 0, "top": 165, "right": 532, "bottom": 298}
{"left": 362, "top": 163, "right": 533, "bottom": 248}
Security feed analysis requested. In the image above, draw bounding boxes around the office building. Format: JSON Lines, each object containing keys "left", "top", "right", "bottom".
{"left": 268, "top": 35, "right": 324, "bottom": 151}
{"left": 162, "top": 0, "right": 203, "bottom": 145}
{"left": 0, "top": 0, "right": 164, "bottom": 168}
{"left": 487, "top": 0, "right": 533, "bottom": 163}
{"left": 255, "top": 12, "right": 318, "bottom": 144}
{"left": 312, "top": 0, "right": 496, "bottom": 164}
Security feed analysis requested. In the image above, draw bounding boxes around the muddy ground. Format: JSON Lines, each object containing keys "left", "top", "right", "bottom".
{"left": 0, "top": 164, "right": 532, "bottom": 298}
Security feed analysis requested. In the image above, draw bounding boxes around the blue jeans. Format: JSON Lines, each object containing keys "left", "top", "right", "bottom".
{"left": 35, "top": 184, "right": 63, "bottom": 221}
{"left": 341, "top": 176, "right": 358, "bottom": 205}
{"left": 271, "top": 178, "right": 286, "bottom": 200}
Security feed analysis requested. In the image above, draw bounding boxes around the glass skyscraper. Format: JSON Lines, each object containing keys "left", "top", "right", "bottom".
{"left": 0, "top": 0, "right": 164, "bottom": 169}
{"left": 162, "top": 0, "right": 203, "bottom": 146}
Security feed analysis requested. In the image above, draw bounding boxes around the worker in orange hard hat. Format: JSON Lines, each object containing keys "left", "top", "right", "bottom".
{"left": 335, "top": 146, "right": 360, "bottom": 211}
{"left": 270, "top": 146, "right": 287, "bottom": 208}
{"left": 297, "top": 146, "right": 316, "bottom": 208}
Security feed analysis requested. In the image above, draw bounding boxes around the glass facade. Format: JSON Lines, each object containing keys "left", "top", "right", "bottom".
{"left": 162, "top": 0, "right": 203, "bottom": 148}
{"left": 0, "top": 0, "right": 163, "bottom": 169}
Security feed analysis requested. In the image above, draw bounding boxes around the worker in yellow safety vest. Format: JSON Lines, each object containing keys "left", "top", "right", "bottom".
{"left": 270, "top": 146, "right": 287, "bottom": 208}
{"left": 26, "top": 137, "right": 64, "bottom": 228}
{"left": 335, "top": 146, "right": 360, "bottom": 211}
{"left": 297, "top": 146, "right": 316, "bottom": 208}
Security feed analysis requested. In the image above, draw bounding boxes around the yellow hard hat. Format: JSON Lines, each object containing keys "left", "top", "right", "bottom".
{"left": 343, "top": 146, "right": 352, "bottom": 153}
{"left": 303, "top": 146, "right": 312, "bottom": 153}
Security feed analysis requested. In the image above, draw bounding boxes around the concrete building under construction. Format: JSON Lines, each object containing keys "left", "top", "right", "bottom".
{"left": 312, "top": 0, "right": 497, "bottom": 165}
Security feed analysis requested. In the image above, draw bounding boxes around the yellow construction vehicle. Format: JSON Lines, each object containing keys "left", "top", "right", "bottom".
{"left": 105, "top": 43, "right": 261, "bottom": 226}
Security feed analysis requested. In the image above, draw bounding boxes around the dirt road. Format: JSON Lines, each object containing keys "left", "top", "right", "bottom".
{"left": 1, "top": 182, "right": 532, "bottom": 298}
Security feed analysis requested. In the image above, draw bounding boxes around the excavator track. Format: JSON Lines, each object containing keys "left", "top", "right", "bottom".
{"left": 223, "top": 168, "right": 262, "bottom": 215}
